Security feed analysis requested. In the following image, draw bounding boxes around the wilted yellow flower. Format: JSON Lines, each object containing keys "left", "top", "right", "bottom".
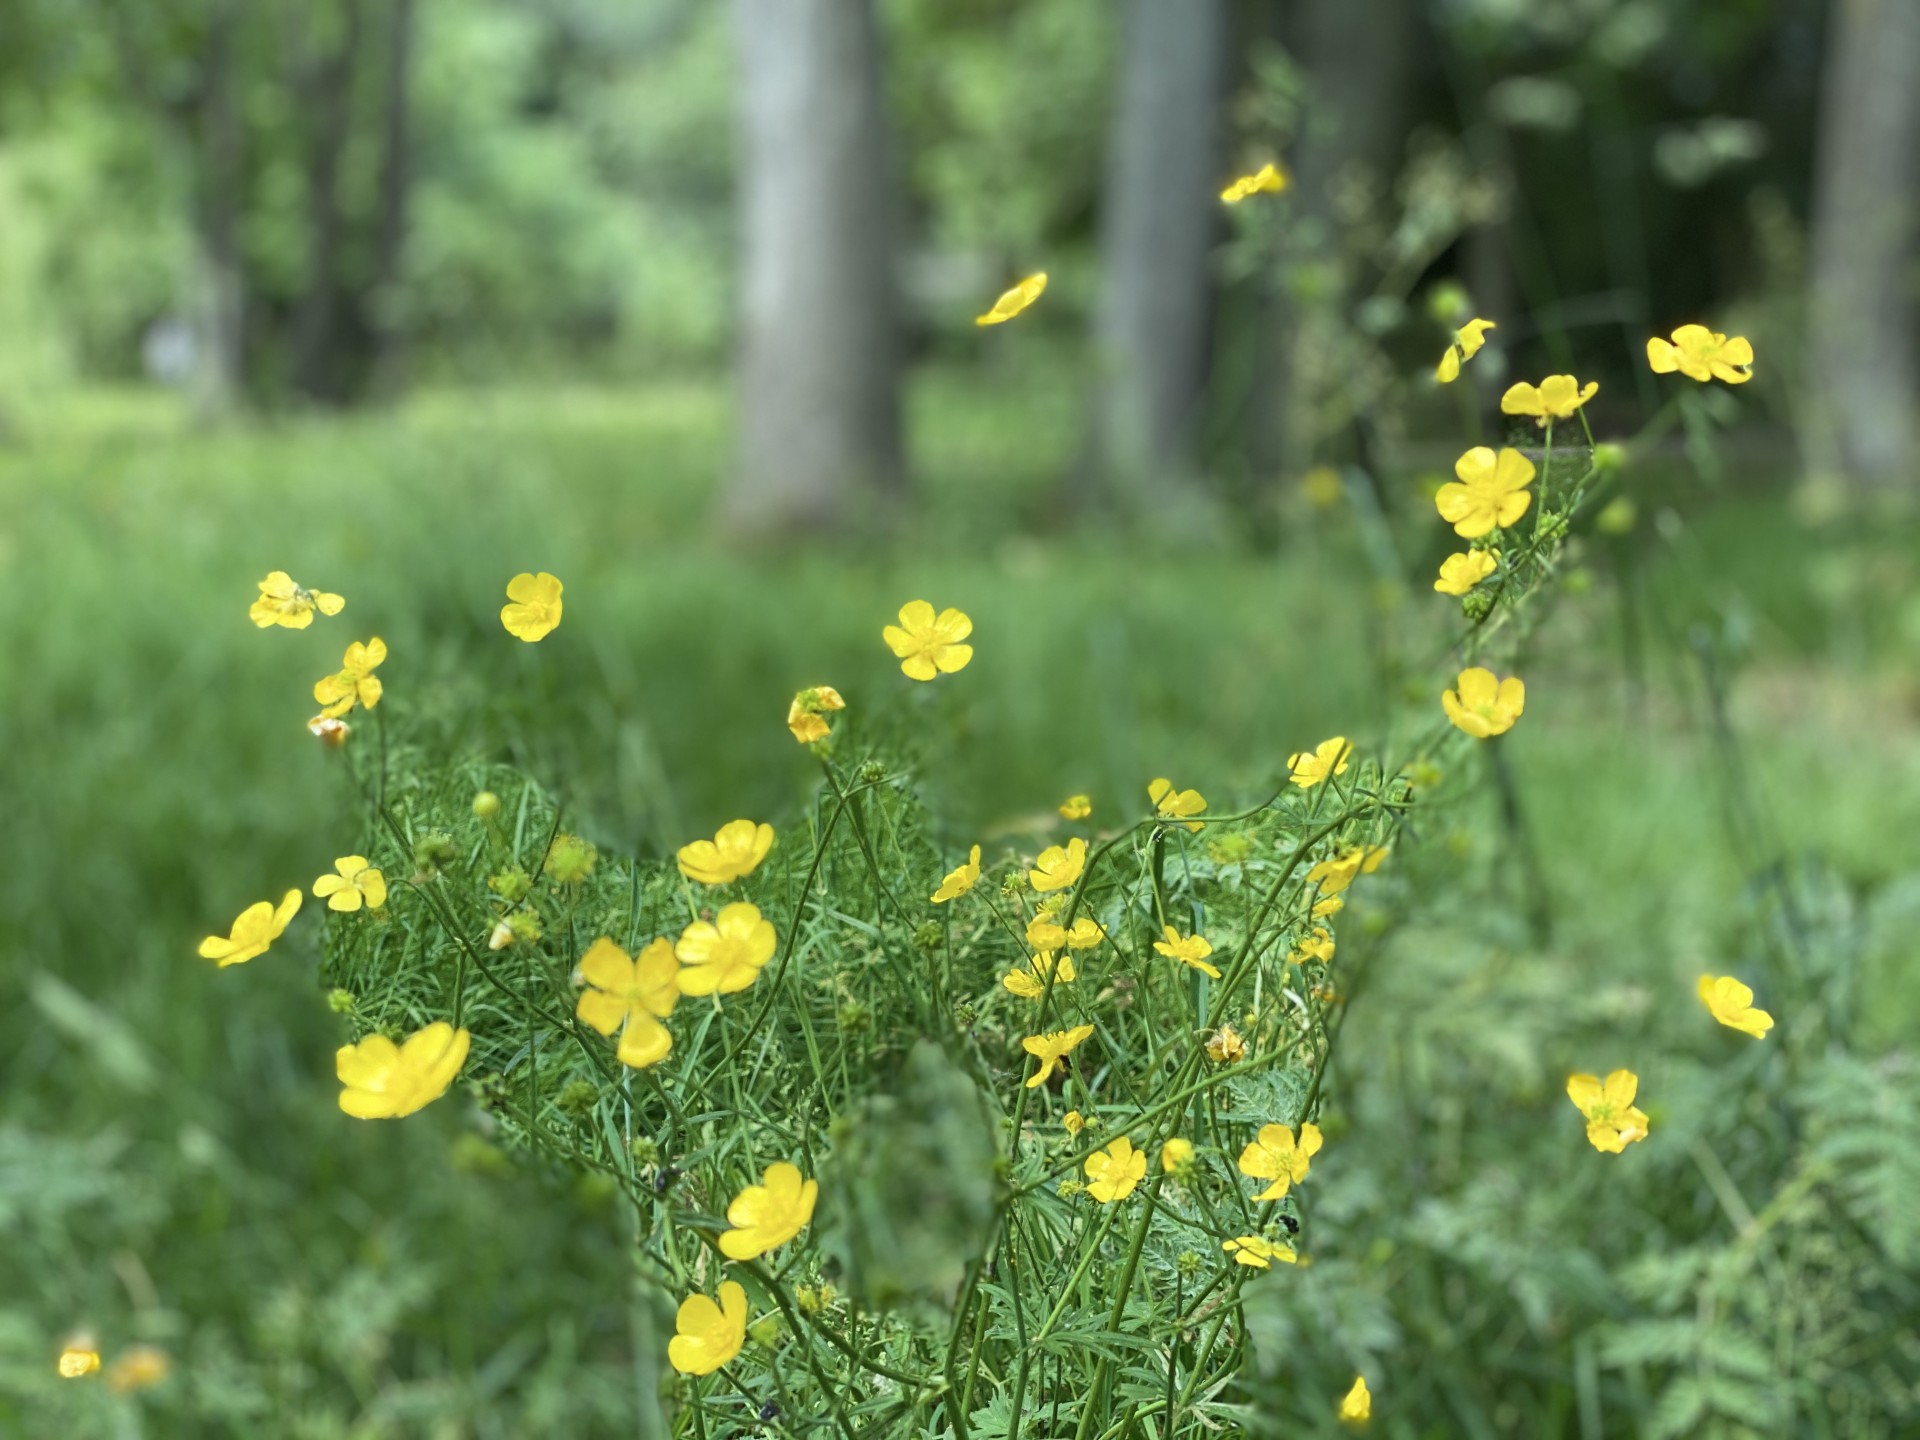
{"left": 1022, "top": 1023, "right": 1094, "bottom": 1088}
{"left": 500, "top": 571, "right": 563, "bottom": 642}
{"left": 1435, "top": 448, "right": 1534, "bottom": 538}
{"left": 307, "top": 714, "right": 351, "bottom": 747}
{"left": 336, "top": 1021, "right": 469, "bottom": 1119}
{"left": 1063, "top": 1109, "right": 1086, "bottom": 1136}
{"left": 719, "top": 1161, "right": 818, "bottom": 1260}
{"left": 1697, "top": 975, "right": 1773, "bottom": 1038}
{"left": 1223, "top": 1235, "right": 1297, "bottom": 1269}
{"left": 1154, "top": 926, "right": 1220, "bottom": 979}
{"left": 1148, "top": 778, "right": 1207, "bottom": 831}
{"left": 106, "top": 1345, "right": 171, "bottom": 1393}
{"left": 1205, "top": 1023, "right": 1246, "bottom": 1064}
{"left": 1287, "top": 737, "right": 1352, "bottom": 789}
{"left": 1029, "top": 837, "right": 1087, "bottom": 893}
{"left": 577, "top": 937, "right": 679, "bottom": 1068}
{"left": 1221, "top": 162, "right": 1288, "bottom": 203}
{"left": 1339, "top": 1376, "right": 1372, "bottom": 1425}
{"left": 677, "top": 820, "right": 774, "bottom": 885}
{"left": 883, "top": 600, "right": 974, "bottom": 680}
{"left": 313, "top": 638, "right": 386, "bottom": 719}
{"left": 787, "top": 685, "right": 846, "bottom": 744}
{"left": 1443, "top": 667, "right": 1525, "bottom": 738}
{"left": 1238, "top": 1121, "right": 1323, "bottom": 1200}
{"left": 1002, "top": 951, "right": 1076, "bottom": 999}
{"left": 1084, "top": 1136, "right": 1147, "bottom": 1203}
{"left": 932, "top": 844, "right": 982, "bottom": 903}
{"left": 1306, "top": 845, "right": 1389, "bottom": 897}
{"left": 1160, "top": 1137, "right": 1194, "bottom": 1172}
{"left": 1435, "top": 318, "right": 1496, "bottom": 382}
{"left": 1287, "top": 927, "right": 1335, "bottom": 965}
{"left": 1567, "top": 1069, "right": 1650, "bottom": 1152}
{"left": 1647, "top": 324, "right": 1752, "bottom": 384}
{"left": 250, "top": 571, "right": 343, "bottom": 629}
{"left": 313, "top": 856, "right": 387, "bottom": 913}
{"left": 1058, "top": 793, "right": 1092, "bottom": 821}
{"left": 1435, "top": 550, "right": 1498, "bottom": 595}
{"left": 57, "top": 1339, "right": 100, "bottom": 1379}
{"left": 1501, "top": 375, "right": 1598, "bottom": 426}
{"left": 675, "top": 903, "right": 777, "bottom": 996}
{"left": 668, "top": 1281, "right": 747, "bottom": 1376}
{"left": 976, "top": 272, "right": 1046, "bottom": 325}
{"left": 198, "top": 890, "right": 302, "bottom": 967}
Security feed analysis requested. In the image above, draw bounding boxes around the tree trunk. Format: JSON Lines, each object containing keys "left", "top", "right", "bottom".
{"left": 1808, "top": 0, "right": 1920, "bottom": 490}
{"left": 191, "top": 0, "right": 248, "bottom": 419}
{"left": 291, "top": 0, "right": 366, "bottom": 405}
{"left": 726, "top": 0, "right": 902, "bottom": 536}
{"left": 370, "top": 0, "right": 417, "bottom": 399}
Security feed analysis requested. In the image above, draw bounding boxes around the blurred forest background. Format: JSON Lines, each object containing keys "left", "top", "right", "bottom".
{"left": 2, "top": 0, "right": 1918, "bottom": 1435}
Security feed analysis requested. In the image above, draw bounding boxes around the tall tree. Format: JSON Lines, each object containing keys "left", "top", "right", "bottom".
{"left": 727, "top": 0, "right": 902, "bottom": 535}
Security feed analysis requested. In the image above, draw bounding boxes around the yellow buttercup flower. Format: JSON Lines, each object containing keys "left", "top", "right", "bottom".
{"left": 1220, "top": 162, "right": 1288, "bottom": 203}
{"left": 1435, "top": 550, "right": 1498, "bottom": 595}
{"left": 1238, "top": 1121, "right": 1323, "bottom": 1200}
{"left": 675, "top": 902, "right": 777, "bottom": 996}
{"left": 1287, "top": 927, "right": 1335, "bottom": 965}
{"left": 1063, "top": 1109, "right": 1086, "bottom": 1137}
{"left": 1435, "top": 447, "right": 1534, "bottom": 538}
{"left": 677, "top": 820, "right": 775, "bottom": 885}
{"left": 1029, "top": 837, "right": 1087, "bottom": 893}
{"left": 787, "top": 685, "right": 846, "bottom": 744}
{"left": 1287, "top": 737, "right": 1352, "bottom": 789}
{"left": 1148, "top": 778, "right": 1207, "bottom": 831}
{"left": 1647, "top": 324, "right": 1752, "bottom": 384}
{"left": 1305, "top": 845, "right": 1389, "bottom": 897}
{"left": 576, "top": 937, "right": 680, "bottom": 1068}
{"left": 1058, "top": 793, "right": 1092, "bottom": 821}
{"left": 336, "top": 1020, "right": 469, "bottom": 1119}
{"left": 1154, "top": 926, "right": 1220, "bottom": 979}
{"left": 976, "top": 272, "right": 1046, "bottom": 326}
{"left": 1567, "top": 1069, "right": 1650, "bottom": 1153}
{"left": 1222, "top": 1235, "right": 1297, "bottom": 1269}
{"left": 500, "top": 571, "right": 563, "bottom": 642}
{"left": 1026, "top": 906, "right": 1100, "bottom": 951}
{"left": 719, "top": 1161, "right": 818, "bottom": 1260}
{"left": 1003, "top": 951, "right": 1076, "bottom": 999}
{"left": 1084, "top": 1136, "right": 1147, "bottom": 1203}
{"left": 1501, "top": 375, "right": 1598, "bottom": 426}
{"left": 668, "top": 1281, "right": 748, "bottom": 1376}
{"left": 1022, "top": 1024, "right": 1094, "bottom": 1088}
{"left": 1160, "top": 1137, "right": 1194, "bottom": 1173}
{"left": 1697, "top": 975, "right": 1773, "bottom": 1038}
{"left": 1063, "top": 916, "right": 1105, "bottom": 950}
{"left": 883, "top": 600, "right": 974, "bottom": 680}
{"left": 250, "top": 571, "right": 344, "bottom": 629}
{"left": 105, "top": 1345, "right": 171, "bottom": 1394}
{"left": 198, "top": 889, "right": 302, "bottom": 967}
{"left": 313, "top": 637, "right": 387, "bottom": 719}
{"left": 313, "top": 856, "right": 387, "bottom": 913}
{"left": 1443, "top": 666, "right": 1525, "bottom": 738}
{"left": 1339, "top": 1376, "right": 1372, "bottom": 1425}
{"left": 1205, "top": 1022, "right": 1246, "bottom": 1064}
{"left": 932, "top": 844, "right": 982, "bottom": 903}
{"left": 57, "top": 1339, "right": 101, "bottom": 1378}
{"left": 1435, "top": 317, "right": 1496, "bottom": 383}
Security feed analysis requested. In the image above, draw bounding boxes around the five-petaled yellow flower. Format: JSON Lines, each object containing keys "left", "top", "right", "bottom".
{"left": 1288, "top": 737, "right": 1352, "bottom": 789}
{"left": 1697, "top": 975, "right": 1773, "bottom": 1038}
{"left": 1029, "top": 836, "right": 1087, "bottom": 893}
{"left": 250, "top": 571, "right": 343, "bottom": 629}
{"left": 1239, "top": 1121, "right": 1323, "bottom": 1200}
{"left": 500, "top": 571, "right": 563, "bottom": 642}
{"left": 1306, "top": 844, "right": 1389, "bottom": 897}
{"left": 677, "top": 820, "right": 775, "bottom": 885}
{"left": 1443, "top": 666, "right": 1525, "bottom": 738}
{"left": 1154, "top": 926, "right": 1220, "bottom": 979}
{"left": 314, "top": 638, "right": 387, "bottom": 719}
{"left": 577, "top": 936, "right": 680, "bottom": 1067}
{"left": 1287, "top": 927, "right": 1335, "bottom": 965}
{"left": 1003, "top": 951, "right": 1076, "bottom": 999}
{"left": 1058, "top": 793, "right": 1092, "bottom": 821}
{"left": 1436, "top": 317, "right": 1496, "bottom": 383}
{"left": 883, "top": 600, "right": 974, "bottom": 680}
{"left": 719, "top": 1161, "right": 819, "bottom": 1260}
{"left": 1148, "top": 778, "right": 1207, "bottom": 831}
{"left": 1436, "top": 448, "right": 1534, "bottom": 539}
{"left": 313, "top": 856, "right": 387, "bottom": 913}
{"left": 1161, "top": 1137, "right": 1194, "bottom": 1173}
{"left": 1647, "top": 324, "right": 1752, "bottom": 384}
{"left": 1023, "top": 1024, "right": 1094, "bottom": 1088}
{"left": 932, "top": 844, "right": 982, "bottom": 903}
{"left": 1223, "top": 1235, "right": 1297, "bottom": 1269}
{"left": 1205, "top": 1022, "right": 1246, "bottom": 1064}
{"left": 1568, "top": 1069, "right": 1650, "bottom": 1152}
{"left": 1501, "top": 375, "right": 1598, "bottom": 426}
{"left": 668, "top": 1280, "right": 747, "bottom": 1376}
{"left": 199, "top": 889, "right": 302, "bottom": 967}
{"left": 1220, "top": 162, "right": 1288, "bottom": 203}
{"left": 336, "top": 1020, "right": 469, "bottom": 1119}
{"left": 976, "top": 272, "right": 1046, "bottom": 326}
{"left": 1340, "top": 1376, "right": 1372, "bottom": 1425}
{"left": 1435, "top": 550, "right": 1498, "bottom": 596}
{"left": 787, "top": 685, "right": 846, "bottom": 744}
{"left": 1084, "top": 1136, "right": 1147, "bottom": 1203}
{"left": 675, "top": 902, "right": 777, "bottom": 996}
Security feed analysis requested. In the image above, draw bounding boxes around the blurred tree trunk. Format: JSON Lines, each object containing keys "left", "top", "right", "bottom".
{"left": 291, "top": 0, "right": 365, "bottom": 404}
{"left": 190, "top": 0, "right": 248, "bottom": 419}
{"left": 370, "top": 0, "right": 417, "bottom": 399}
{"left": 1083, "top": 0, "right": 1229, "bottom": 511}
{"left": 726, "top": 0, "right": 902, "bottom": 536}
{"left": 1809, "top": 0, "right": 1920, "bottom": 490}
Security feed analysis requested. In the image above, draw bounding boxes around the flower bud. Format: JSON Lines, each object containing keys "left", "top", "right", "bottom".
{"left": 1461, "top": 589, "right": 1496, "bottom": 623}
{"left": 557, "top": 1080, "right": 598, "bottom": 1117}
{"left": 748, "top": 1316, "right": 782, "bottom": 1349}
{"left": 544, "top": 833, "right": 596, "bottom": 886}
{"left": 327, "top": 988, "right": 356, "bottom": 1014}
{"left": 472, "top": 790, "right": 502, "bottom": 819}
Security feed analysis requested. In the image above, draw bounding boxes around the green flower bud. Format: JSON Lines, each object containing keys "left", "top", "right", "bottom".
{"left": 558, "top": 1080, "right": 598, "bottom": 1117}
{"left": 630, "top": 1137, "right": 660, "bottom": 1167}
{"left": 489, "top": 866, "right": 533, "bottom": 903}
{"left": 412, "top": 831, "right": 458, "bottom": 876}
{"left": 544, "top": 834, "right": 597, "bottom": 886}
{"left": 856, "top": 760, "right": 887, "bottom": 784}
{"left": 1461, "top": 589, "right": 1496, "bottom": 623}
{"left": 913, "top": 921, "right": 943, "bottom": 952}
{"left": 836, "top": 1000, "right": 871, "bottom": 1034}
{"left": 1177, "top": 1250, "right": 1204, "bottom": 1277}
{"left": 1592, "top": 441, "right": 1627, "bottom": 474}
{"left": 748, "top": 1316, "right": 782, "bottom": 1350}
{"left": 472, "top": 790, "right": 502, "bottom": 820}
{"left": 326, "top": 988, "right": 356, "bottom": 1014}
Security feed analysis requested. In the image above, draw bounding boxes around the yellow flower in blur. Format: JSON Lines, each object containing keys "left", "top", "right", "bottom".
{"left": 1148, "top": 778, "right": 1207, "bottom": 831}
{"left": 1435, "top": 550, "right": 1498, "bottom": 596}
{"left": 1221, "top": 162, "right": 1288, "bottom": 203}
{"left": 1063, "top": 916, "right": 1105, "bottom": 950}
{"left": 1205, "top": 1023, "right": 1246, "bottom": 1064}
{"left": 1154, "top": 926, "right": 1220, "bottom": 979}
{"left": 1435, "top": 448, "right": 1534, "bottom": 538}
{"left": 1287, "top": 927, "right": 1335, "bottom": 965}
{"left": 1339, "top": 1376, "right": 1372, "bottom": 1425}
{"left": 1647, "top": 324, "right": 1752, "bottom": 384}
{"left": 1435, "top": 318, "right": 1496, "bottom": 383}
{"left": 932, "top": 844, "right": 982, "bottom": 903}
{"left": 1501, "top": 375, "right": 1598, "bottom": 426}
{"left": 336, "top": 1021, "right": 469, "bottom": 1119}
{"left": 313, "top": 638, "right": 386, "bottom": 719}
{"left": 313, "top": 856, "right": 387, "bottom": 913}
{"left": 57, "top": 1341, "right": 100, "bottom": 1378}
{"left": 1697, "top": 975, "right": 1773, "bottom": 1038}
{"left": 675, "top": 903, "right": 777, "bottom": 996}
{"left": 976, "top": 272, "right": 1046, "bottom": 325}
{"left": 1568, "top": 1070, "right": 1650, "bottom": 1152}
{"left": 883, "top": 600, "right": 974, "bottom": 680}
{"left": 1306, "top": 844, "right": 1389, "bottom": 897}
{"left": 677, "top": 820, "right": 774, "bottom": 885}
{"left": 198, "top": 889, "right": 302, "bottom": 967}
{"left": 106, "top": 1345, "right": 171, "bottom": 1394}
{"left": 1301, "top": 465, "right": 1344, "bottom": 509}
{"left": 500, "top": 571, "right": 563, "bottom": 642}
{"left": 1029, "top": 837, "right": 1087, "bottom": 893}
{"left": 1288, "top": 737, "right": 1352, "bottom": 789}
{"left": 1003, "top": 951, "right": 1076, "bottom": 999}
{"left": 1160, "top": 1137, "right": 1194, "bottom": 1173}
{"left": 668, "top": 1281, "right": 748, "bottom": 1376}
{"left": 1084, "top": 1136, "right": 1146, "bottom": 1203}
{"left": 787, "top": 685, "right": 846, "bottom": 744}
{"left": 1022, "top": 1023, "right": 1094, "bottom": 1087}
{"left": 1238, "top": 1121, "right": 1323, "bottom": 1200}
{"left": 1063, "top": 1109, "right": 1085, "bottom": 1137}
{"left": 1223, "top": 1235, "right": 1297, "bottom": 1269}
{"left": 719, "top": 1161, "right": 818, "bottom": 1260}
{"left": 250, "top": 571, "right": 344, "bottom": 629}
{"left": 577, "top": 937, "right": 680, "bottom": 1068}
{"left": 1443, "top": 667, "right": 1525, "bottom": 738}
{"left": 1058, "top": 793, "right": 1092, "bottom": 821}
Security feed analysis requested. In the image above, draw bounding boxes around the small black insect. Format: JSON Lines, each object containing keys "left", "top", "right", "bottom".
{"left": 759, "top": 1400, "right": 781, "bottom": 1422}
{"left": 653, "top": 1165, "right": 683, "bottom": 1195}
{"left": 1280, "top": 1214, "right": 1300, "bottom": 1235}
